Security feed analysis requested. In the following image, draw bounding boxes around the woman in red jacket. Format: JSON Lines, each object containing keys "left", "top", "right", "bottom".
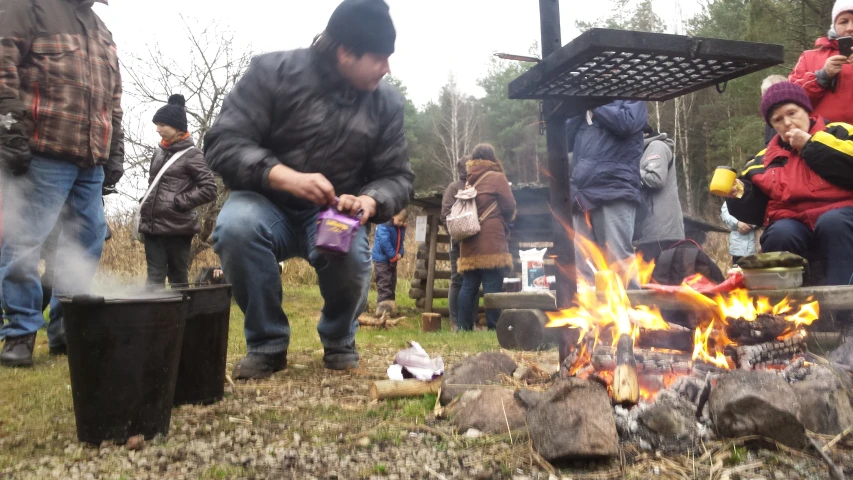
{"left": 725, "top": 82, "right": 853, "bottom": 286}
{"left": 789, "top": 1, "right": 853, "bottom": 124}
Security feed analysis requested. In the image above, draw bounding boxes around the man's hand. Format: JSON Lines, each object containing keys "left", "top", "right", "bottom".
{"left": 390, "top": 254, "right": 401, "bottom": 264}
{"left": 0, "top": 140, "right": 32, "bottom": 176}
{"left": 268, "top": 164, "right": 335, "bottom": 206}
{"left": 737, "top": 222, "right": 752, "bottom": 235}
{"left": 824, "top": 55, "right": 850, "bottom": 77}
{"left": 337, "top": 194, "right": 376, "bottom": 226}
{"left": 785, "top": 128, "right": 812, "bottom": 152}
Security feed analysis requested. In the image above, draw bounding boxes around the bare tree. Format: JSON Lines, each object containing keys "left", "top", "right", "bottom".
{"left": 425, "top": 74, "right": 480, "bottom": 181}
{"left": 121, "top": 16, "right": 253, "bottom": 259}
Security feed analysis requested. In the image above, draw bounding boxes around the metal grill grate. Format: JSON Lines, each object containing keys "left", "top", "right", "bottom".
{"left": 509, "top": 29, "right": 784, "bottom": 103}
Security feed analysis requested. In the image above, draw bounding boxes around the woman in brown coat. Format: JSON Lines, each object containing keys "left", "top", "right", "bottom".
{"left": 457, "top": 144, "right": 517, "bottom": 330}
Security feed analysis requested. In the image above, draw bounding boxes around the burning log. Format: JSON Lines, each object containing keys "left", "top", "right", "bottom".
{"left": 636, "top": 323, "right": 694, "bottom": 352}
{"left": 735, "top": 331, "right": 807, "bottom": 370}
{"left": 725, "top": 313, "right": 791, "bottom": 345}
{"left": 611, "top": 334, "right": 639, "bottom": 406}
{"left": 592, "top": 345, "right": 693, "bottom": 374}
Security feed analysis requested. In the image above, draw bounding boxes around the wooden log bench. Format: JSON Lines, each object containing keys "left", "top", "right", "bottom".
{"left": 485, "top": 285, "right": 853, "bottom": 312}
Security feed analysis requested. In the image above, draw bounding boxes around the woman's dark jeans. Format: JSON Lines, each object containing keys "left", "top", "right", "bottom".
{"left": 457, "top": 268, "right": 505, "bottom": 330}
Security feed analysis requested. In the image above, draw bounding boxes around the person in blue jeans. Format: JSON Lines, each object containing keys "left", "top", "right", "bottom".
{"left": 372, "top": 209, "right": 407, "bottom": 316}
{"left": 456, "top": 144, "right": 516, "bottom": 331}
{"left": 0, "top": 0, "right": 124, "bottom": 367}
{"left": 205, "top": 0, "right": 413, "bottom": 380}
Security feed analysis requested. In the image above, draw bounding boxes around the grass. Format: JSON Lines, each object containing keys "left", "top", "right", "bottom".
{"left": 0, "top": 278, "right": 500, "bottom": 475}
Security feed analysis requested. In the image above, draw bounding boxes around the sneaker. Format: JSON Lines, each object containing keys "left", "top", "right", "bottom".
{"left": 323, "top": 342, "right": 359, "bottom": 370}
{"left": 232, "top": 352, "right": 287, "bottom": 380}
{"left": 0, "top": 333, "right": 36, "bottom": 367}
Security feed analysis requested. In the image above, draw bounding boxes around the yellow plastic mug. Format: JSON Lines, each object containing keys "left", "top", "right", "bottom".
{"left": 709, "top": 166, "right": 737, "bottom": 197}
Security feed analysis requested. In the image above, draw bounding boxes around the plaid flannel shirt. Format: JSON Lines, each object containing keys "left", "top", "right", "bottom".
{"left": 0, "top": 0, "right": 124, "bottom": 175}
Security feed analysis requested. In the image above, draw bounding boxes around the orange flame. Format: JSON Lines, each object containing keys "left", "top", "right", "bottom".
{"left": 691, "top": 320, "right": 730, "bottom": 369}
{"left": 545, "top": 214, "right": 820, "bottom": 381}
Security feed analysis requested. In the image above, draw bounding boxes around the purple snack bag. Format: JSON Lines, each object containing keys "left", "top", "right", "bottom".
{"left": 315, "top": 202, "right": 361, "bottom": 255}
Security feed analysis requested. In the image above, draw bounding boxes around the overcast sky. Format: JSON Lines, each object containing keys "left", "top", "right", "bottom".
{"left": 94, "top": 0, "right": 703, "bottom": 108}
{"left": 94, "top": 0, "right": 703, "bottom": 209}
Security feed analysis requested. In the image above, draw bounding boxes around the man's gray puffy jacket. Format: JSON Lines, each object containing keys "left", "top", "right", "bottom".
{"left": 204, "top": 48, "right": 413, "bottom": 223}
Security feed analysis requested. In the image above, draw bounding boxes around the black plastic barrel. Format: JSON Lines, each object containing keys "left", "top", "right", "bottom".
{"left": 62, "top": 292, "right": 188, "bottom": 444}
{"left": 172, "top": 285, "right": 232, "bottom": 406}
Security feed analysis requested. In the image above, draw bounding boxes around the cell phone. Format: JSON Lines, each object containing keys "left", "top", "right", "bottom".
{"left": 840, "top": 36, "right": 853, "bottom": 58}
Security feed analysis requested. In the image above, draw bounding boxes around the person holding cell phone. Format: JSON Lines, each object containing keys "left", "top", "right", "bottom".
{"left": 790, "top": 1, "right": 853, "bottom": 124}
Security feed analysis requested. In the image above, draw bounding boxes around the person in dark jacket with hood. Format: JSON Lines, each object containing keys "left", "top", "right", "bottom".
{"left": 205, "top": 0, "right": 414, "bottom": 379}
{"left": 726, "top": 82, "right": 853, "bottom": 285}
{"left": 139, "top": 94, "right": 217, "bottom": 286}
{"left": 440, "top": 157, "right": 468, "bottom": 331}
{"left": 567, "top": 100, "right": 648, "bottom": 285}
{"left": 634, "top": 123, "right": 684, "bottom": 263}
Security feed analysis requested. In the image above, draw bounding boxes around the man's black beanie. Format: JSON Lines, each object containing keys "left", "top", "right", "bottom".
{"left": 325, "top": 0, "right": 396, "bottom": 55}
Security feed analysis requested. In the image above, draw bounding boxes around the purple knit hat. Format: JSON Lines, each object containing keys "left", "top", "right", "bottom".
{"left": 760, "top": 81, "right": 813, "bottom": 125}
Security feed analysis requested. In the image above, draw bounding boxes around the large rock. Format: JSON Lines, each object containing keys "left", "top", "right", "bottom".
{"left": 791, "top": 366, "right": 853, "bottom": 435}
{"left": 635, "top": 391, "right": 701, "bottom": 451}
{"left": 639, "top": 391, "right": 696, "bottom": 439}
{"left": 829, "top": 336, "right": 853, "bottom": 369}
{"left": 450, "top": 388, "right": 526, "bottom": 434}
{"left": 516, "top": 378, "right": 619, "bottom": 461}
{"left": 440, "top": 352, "right": 517, "bottom": 405}
{"left": 708, "top": 371, "right": 806, "bottom": 449}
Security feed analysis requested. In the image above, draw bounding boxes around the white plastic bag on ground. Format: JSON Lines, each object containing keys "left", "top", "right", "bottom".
{"left": 386, "top": 341, "right": 444, "bottom": 381}
{"left": 520, "top": 248, "right": 549, "bottom": 291}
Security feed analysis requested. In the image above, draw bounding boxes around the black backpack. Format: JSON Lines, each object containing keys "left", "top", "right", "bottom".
{"left": 651, "top": 241, "right": 725, "bottom": 286}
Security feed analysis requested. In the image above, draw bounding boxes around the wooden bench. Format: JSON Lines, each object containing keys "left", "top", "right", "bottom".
{"left": 484, "top": 285, "right": 853, "bottom": 312}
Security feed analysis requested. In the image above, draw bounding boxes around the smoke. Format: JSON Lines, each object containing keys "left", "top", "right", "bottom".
{"left": 0, "top": 167, "right": 152, "bottom": 307}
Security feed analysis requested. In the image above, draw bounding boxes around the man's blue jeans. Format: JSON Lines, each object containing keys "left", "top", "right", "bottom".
{"left": 0, "top": 156, "right": 106, "bottom": 346}
{"left": 212, "top": 191, "right": 371, "bottom": 354}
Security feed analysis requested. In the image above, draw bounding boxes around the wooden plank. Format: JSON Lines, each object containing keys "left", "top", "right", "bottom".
{"left": 484, "top": 291, "right": 558, "bottom": 311}
{"left": 417, "top": 297, "right": 484, "bottom": 312}
{"left": 413, "top": 269, "right": 451, "bottom": 280}
{"left": 423, "top": 215, "right": 440, "bottom": 313}
{"left": 627, "top": 285, "right": 853, "bottom": 311}
{"left": 417, "top": 250, "right": 450, "bottom": 261}
{"left": 409, "top": 288, "right": 482, "bottom": 299}
{"left": 430, "top": 306, "right": 483, "bottom": 317}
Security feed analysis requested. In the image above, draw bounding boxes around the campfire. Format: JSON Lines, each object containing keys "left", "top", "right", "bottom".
{"left": 545, "top": 234, "right": 821, "bottom": 405}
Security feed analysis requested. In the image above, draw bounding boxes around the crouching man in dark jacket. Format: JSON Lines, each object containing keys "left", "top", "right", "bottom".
{"left": 204, "top": 0, "right": 413, "bottom": 380}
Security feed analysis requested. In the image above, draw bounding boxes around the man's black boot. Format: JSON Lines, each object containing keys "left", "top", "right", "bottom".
{"left": 323, "top": 342, "right": 359, "bottom": 370}
{"left": 232, "top": 352, "right": 287, "bottom": 380}
{"left": 0, "top": 333, "right": 36, "bottom": 367}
